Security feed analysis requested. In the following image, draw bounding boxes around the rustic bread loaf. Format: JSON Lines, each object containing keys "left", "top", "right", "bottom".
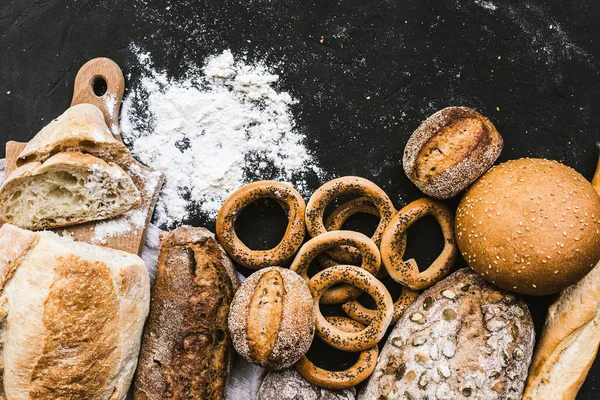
{"left": 0, "top": 224, "right": 150, "bottom": 400}
{"left": 0, "top": 151, "right": 141, "bottom": 229}
{"left": 455, "top": 158, "right": 600, "bottom": 295}
{"left": 258, "top": 368, "right": 356, "bottom": 400}
{"left": 523, "top": 260, "right": 600, "bottom": 400}
{"left": 359, "top": 268, "right": 535, "bottom": 400}
{"left": 229, "top": 266, "right": 315, "bottom": 370}
{"left": 134, "top": 227, "right": 239, "bottom": 400}
{"left": 17, "top": 103, "right": 132, "bottom": 167}
{"left": 403, "top": 107, "right": 503, "bottom": 199}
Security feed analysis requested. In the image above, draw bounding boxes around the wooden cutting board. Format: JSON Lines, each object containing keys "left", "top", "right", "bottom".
{"left": 3, "top": 58, "right": 164, "bottom": 255}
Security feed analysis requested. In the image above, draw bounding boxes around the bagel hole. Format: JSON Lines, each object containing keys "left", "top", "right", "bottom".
{"left": 403, "top": 215, "right": 445, "bottom": 273}
{"left": 235, "top": 198, "right": 289, "bottom": 251}
{"left": 305, "top": 322, "right": 360, "bottom": 371}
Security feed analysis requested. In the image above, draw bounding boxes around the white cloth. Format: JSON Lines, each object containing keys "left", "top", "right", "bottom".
{"left": 0, "top": 159, "right": 265, "bottom": 399}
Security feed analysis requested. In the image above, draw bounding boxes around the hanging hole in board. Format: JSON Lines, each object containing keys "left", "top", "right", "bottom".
{"left": 92, "top": 76, "right": 108, "bottom": 97}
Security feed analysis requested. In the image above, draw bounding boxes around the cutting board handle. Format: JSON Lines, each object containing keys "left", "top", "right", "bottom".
{"left": 71, "top": 57, "right": 125, "bottom": 141}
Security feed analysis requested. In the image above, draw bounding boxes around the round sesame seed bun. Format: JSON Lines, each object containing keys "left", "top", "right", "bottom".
{"left": 455, "top": 158, "right": 600, "bottom": 296}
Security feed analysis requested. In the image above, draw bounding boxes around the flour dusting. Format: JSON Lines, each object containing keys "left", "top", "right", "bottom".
{"left": 121, "top": 48, "right": 322, "bottom": 228}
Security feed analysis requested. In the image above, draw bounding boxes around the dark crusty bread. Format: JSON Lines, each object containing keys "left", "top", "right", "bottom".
{"left": 403, "top": 107, "right": 503, "bottom": 199}
{"left": 455, "top": 158, "right": 600, "bottom": 295}
{"left": 133, "top": 227, "right": 239, "bottom": 400}
{"left": 359, "top": 268, "right": 534, "bottom": 400}
{"left": 258, "top": 368, "right": 356, "bottom": 400}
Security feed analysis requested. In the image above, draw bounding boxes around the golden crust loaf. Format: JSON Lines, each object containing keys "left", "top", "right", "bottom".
{"left": 523, "top": 261, "right": 600, "bottom": 400}
{"left": 0, "top": 224, "right": 150, "bottom": 400}
{"left": 456, "top": 158, "right": 600, "bottom": 295}
{"left": 17, "top": 103, "right": 131, "bottom": 167}
{"left": 134, "top": 227, "right": 239, "bottom": 400}
{"left": 403, "top": 107, "right": 503, "bottom": 199}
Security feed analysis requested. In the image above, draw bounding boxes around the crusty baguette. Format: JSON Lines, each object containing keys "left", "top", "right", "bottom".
{"left": 523, "top": 262, "right": 600, "bottom": 400}
{"left": 17, "top": 103, "right": 132, "bottom": 167}
{"left": 134, "top": 227, "right": 239, "bottom": 400}
{"left": 0, "top": 151, "right": 141, "bottom": 229}
{"left": 0, "top": 224, "right": 150, "bottom": 400}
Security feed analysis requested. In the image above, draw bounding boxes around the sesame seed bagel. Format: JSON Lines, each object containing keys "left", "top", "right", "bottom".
{"left": 456, "top": 158, "right": 600, "bottom": 296}
{"left": 228, "top": 267, "right": 315, "bottom": 370}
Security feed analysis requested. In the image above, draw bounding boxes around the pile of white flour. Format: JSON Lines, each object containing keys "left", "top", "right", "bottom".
{"left": 121, "top": 48, "right": 321, "bottom": 227}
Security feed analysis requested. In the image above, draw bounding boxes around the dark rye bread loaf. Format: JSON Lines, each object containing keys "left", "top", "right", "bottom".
{"left": 133, "top": 227, "right": 239, "bottom": 400}
{"left": 359, "top": 268, "right": 534, "bottom": 400}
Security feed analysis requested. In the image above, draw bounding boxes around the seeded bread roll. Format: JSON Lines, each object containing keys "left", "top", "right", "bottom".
{"left": 228, "top": 267, "right": 315, "bottom": 370}
{"left": 134, "top": 227, "right": 239, "bottom": 400}
{"left": 258, "top": 368, "right": 356, "bottom": 400}
{"left": 455, "top": 158, "right": 600, "bottom": 295}
{"left": 359, "top": 268, "right": 535, "bottom": 400}
{"left": 403, "top": 107, "right": 503, "bottom": 199}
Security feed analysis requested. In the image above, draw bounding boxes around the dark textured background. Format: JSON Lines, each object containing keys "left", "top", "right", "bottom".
{"left": 1, "top": 0, "right": 599, "bottom": 397}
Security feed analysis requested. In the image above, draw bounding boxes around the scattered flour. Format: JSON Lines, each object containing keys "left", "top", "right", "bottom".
{"left": 474, "top": 0, "right": 497, "bottom": 11}
{"left": 92, "top": 208, "right": 147, "bottom": 245}
{"left": 121, "top": 48, "right": 321, "bottom": 228}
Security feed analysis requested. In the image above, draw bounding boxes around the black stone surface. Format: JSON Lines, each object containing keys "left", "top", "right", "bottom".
{"left": 1, "top": 0, "right": 600, "bottom": 397}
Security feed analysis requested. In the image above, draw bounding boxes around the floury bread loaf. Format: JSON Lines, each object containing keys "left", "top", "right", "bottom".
{"left": 0, "top": 152, "right": 141, "bottom": 230}
{"left": 16, "top": 103, "right": 132, "bottom": 167}
{"left": 359, "top": 268, "right": 535, "bottom": 400}
{"left": 134, "top": 227, "right": 239, "bottom": 400}
{"left": 0, "top": 224, "right": 150, "bottom": 400}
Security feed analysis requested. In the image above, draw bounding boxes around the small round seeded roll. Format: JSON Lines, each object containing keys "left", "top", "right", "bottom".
{"left": 403, "top": 106, "right": 503, "bottom": 199}
{"left": 228, "top": 267, "right": 315, "bottom": 370}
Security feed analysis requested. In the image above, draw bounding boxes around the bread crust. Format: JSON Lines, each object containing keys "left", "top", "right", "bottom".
{"left": 17, "top": 103, "right": 131, "bottom": 167}
{"left": 0, "top": 151, "right": 141, "bottom": 229}
{"left": 523, "top": 261, "right": 600, "bottom": 399}
{"left": 403, "top": 106, "right": 503, "bottom": 199}
{"left": 359, "top": 268, "right": 535, "bottom": 400}
{"left": 455, "top": 158, "right": 600, "bottom": 295}
{"left": 134, "top": 227, "right": 239, "bottom": 400}
{"left": 228, "top": 266, "right": 315, "bottom": 370}
{"left": 0, "top": 224, "right": 150, "bottom": 400}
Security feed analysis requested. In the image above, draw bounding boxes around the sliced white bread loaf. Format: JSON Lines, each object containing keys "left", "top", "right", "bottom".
{"left": 16, "top": 103, "right": 132, "bottom": 167}
{"left": 0, "top": 151, "right": 141, "bottom": 230}
{"left": 0, "top": 224, "right": 150, "bottom": 400}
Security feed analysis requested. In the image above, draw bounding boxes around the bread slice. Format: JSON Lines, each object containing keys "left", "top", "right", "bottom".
{"left": 0, "top": 151, "right": 141, "bottom": 230}
{"left": 16, "top": 103, "right": 132, "bottom": 167}
{"left": 0, "top": 224, "right": 150, "bottom": 400}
